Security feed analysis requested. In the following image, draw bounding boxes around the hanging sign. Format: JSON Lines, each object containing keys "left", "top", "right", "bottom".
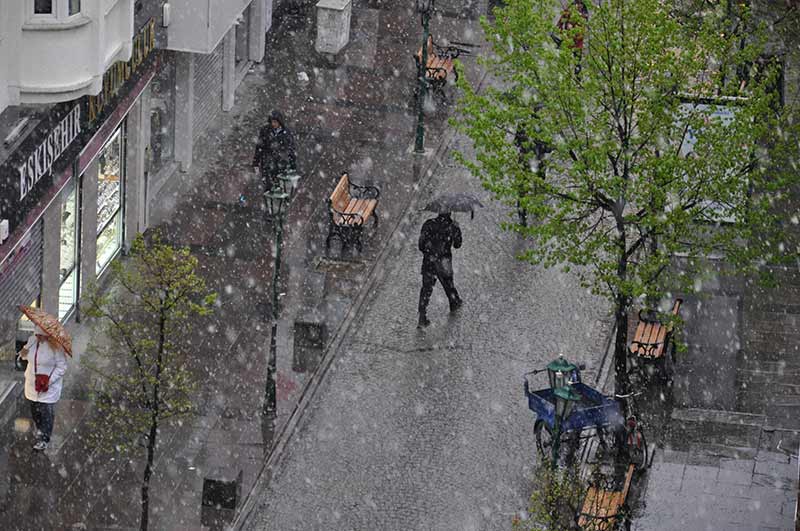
{"left": 88, "top": 18, "right": 156, "bottom": 124}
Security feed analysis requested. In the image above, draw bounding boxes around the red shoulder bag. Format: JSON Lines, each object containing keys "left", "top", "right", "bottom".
{"left": 33, "top": 341, "right": 54, "bottom": 393}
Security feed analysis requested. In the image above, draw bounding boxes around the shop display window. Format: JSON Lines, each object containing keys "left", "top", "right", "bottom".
{"left": 96, "top": 128, "right": 124, "bottom": 274}
{"left": 59, "top": 180, "right": 78, "bottom": 320}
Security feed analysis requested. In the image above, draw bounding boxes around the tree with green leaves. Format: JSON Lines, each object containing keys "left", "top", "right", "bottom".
{"left": 454, "top": 0, "right": 799, "bottom": 394}
{"left": 84, "top": 233, "right": 216, "bottom": 531}
{"left": 512, "top": 463, "right": 586, "bottom": 531}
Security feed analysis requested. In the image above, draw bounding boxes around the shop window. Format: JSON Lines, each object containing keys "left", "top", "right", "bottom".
{"left": 34, "top": 0, "right": 53, "bottom": 14}
{"left": 96, "top": 128, "right": 124, "bottom": 275}
{"left": 59, "top": 180, "right": 78, "bottom": 320}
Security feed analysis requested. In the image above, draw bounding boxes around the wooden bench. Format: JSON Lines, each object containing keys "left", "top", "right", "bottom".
{"left": 629, "top": 299, "right": 683, "bottom": 360}
{"left": 627, "top": 298, "right": 683, "bottom": 383}
{"left": 326, "top": 172, "right": 380, "bottom": 253}
{"left": 413, "top": 36, "right": 462, "bottom": 100}
{"left": 578, "top": 463, "right": 635, "bottom": 531}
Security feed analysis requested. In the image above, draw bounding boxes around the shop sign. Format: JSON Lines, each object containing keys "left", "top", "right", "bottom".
{"left": 88, "top": 18, "right": 156, "bottom": 124}
{"left": 0, "top": 103, "right": 81, "bottom": 248}
{"left": 18, "top": 105, "right": 81, "bottom": 201}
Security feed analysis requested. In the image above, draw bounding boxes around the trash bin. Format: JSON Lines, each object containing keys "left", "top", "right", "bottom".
{"left": 202, "top": 469, "right": 242, "bottom": 510}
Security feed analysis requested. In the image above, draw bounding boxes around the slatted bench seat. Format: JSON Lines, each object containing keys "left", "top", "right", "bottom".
{"left": 629, "top": 299, "right": 683, "bottom": 360}
{"left": 413, "top": 36, "right": 461, "bottom": 100}
{"left": 627, "top": 298, "right": 683, "bottom": 383}
{"left": 326, "top": 172, "right": 380, "bottom": 253}
{"left": 578, "top": 463, "right": 635, "bottom": 531}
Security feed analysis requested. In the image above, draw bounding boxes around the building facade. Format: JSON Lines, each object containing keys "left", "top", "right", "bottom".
{"left": 0, "top": 0, "right": 274, "bottom": 355}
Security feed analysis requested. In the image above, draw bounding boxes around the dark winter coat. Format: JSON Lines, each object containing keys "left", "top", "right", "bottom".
{"left": 253, "top": 112, "right": 296, "bottom": 177}
{"left": 418, "top": 214, "right": 462, "bottom": 271}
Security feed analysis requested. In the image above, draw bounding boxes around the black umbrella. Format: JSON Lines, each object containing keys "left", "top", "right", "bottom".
{"left": 423, "top": 193, "right": 484, "bottom": 219}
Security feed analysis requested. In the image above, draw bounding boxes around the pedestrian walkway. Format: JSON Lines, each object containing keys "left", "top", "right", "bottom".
{"left": 239, "top": 124, "right": 613, "bottom": 529}
{"left": 0, "top": 1, "right": 549, "bottom": 529}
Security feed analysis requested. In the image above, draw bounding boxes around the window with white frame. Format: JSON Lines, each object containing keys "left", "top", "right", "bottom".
{"left": 30, "top": 0, "right": 81, "bottom": 19}
{"left": 34, "top": 0, "right": 53, "bottom": 14}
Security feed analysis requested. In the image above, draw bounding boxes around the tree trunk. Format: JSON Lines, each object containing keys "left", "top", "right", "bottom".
{"left": 613, "top": 295, "right": 629, "bottom": 397}
{"left": 140, "top": 420, "right": 158, "bottom": 531}
{"left": 141, "top": 309, "right": 165, "bottom": 531}
{"left": 613, "top": 224, "right": 630, "bottom": 398}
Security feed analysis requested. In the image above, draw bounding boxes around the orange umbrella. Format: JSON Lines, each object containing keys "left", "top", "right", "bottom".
{"left": 18, "top": 305, "right": 73, "bottom": 357}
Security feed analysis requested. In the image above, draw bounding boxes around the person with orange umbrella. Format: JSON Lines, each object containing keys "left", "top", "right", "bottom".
{"left": 16, "top": 306, "right": 71, "bottom": 451}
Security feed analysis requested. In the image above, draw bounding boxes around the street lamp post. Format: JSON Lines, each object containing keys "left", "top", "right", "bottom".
{"left": 414, "top": 0, "right": 435, "bottom": 154}
{"left": 547, "top": 356, "right": 580, "bottom": 468}
{"left": 263, "top": 171, "right": 301, "bottom": 418}
{"left": 552, "top": 385, "right": 580, "bottom": 469}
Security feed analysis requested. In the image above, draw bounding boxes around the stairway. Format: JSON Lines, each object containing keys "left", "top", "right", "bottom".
{"left": 738, "top": 265, "right": 800, "bottom": 431}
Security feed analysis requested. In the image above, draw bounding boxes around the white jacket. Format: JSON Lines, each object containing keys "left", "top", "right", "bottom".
{"left": 23, "top": 334, "right": 68, "bottom": 404}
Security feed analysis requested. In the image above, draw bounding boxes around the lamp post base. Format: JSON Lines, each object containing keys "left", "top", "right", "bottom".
{"left": 408, "top": 144, "right": 434, "bottom": 156}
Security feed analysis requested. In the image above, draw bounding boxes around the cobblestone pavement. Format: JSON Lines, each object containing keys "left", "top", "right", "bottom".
{"left": 0, "top": 2, "right": 483, "bottom": 528}
{"left": 245, "top": 134, "right": 612, "bottom": 531}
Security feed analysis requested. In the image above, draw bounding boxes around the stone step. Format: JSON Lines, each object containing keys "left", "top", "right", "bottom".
{"left": 742, "top": 310, "right": 800, "bottom": 327}
{"left": 736, "top": 370, "right": 800, "bottom": 388}
{"left": 744, "top": 300, "right": 800, "bottom": 314}
{"left": 742, "top": 328, "right": 800, "bottom": 348}
{"left": 744, "top": 285, "right": 800, "bottom": 309}
{"left": 742, "top": 319, "right": 800, "bottom": 340}
{"left": 765, "top": 405, "right": 800, "bottom": 431}
{"left": 735, "top": 387, "right": 800, "bottom": 409}
{"left": 738, "top": 358, "right": 800, "bottom": 374}
{"left": 672, "top": 408, "right": 766, "bottom": 426}
{"left": 739, "top": 340, "right": 800, "bottom": 359}
{"left": 669, "top": 408, "right": 764, "bottom": 448}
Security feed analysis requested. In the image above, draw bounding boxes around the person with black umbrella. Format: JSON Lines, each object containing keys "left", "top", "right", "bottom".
{"left": 417, "top": 211, "right": 463, "bottom": 328}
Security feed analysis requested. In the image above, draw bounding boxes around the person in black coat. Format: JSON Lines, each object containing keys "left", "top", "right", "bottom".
{"left": 417, "top": 212, "right": 463, "bottom": 328}
{"left": 252, "top": 110, "right": 297, "bottom": 192}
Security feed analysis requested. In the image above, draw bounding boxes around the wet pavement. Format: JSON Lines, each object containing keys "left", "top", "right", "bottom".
{"left": 0, "top": 1, "right": 796, "bottom": 530}
{"left": 240, "top": 128, "right": 613, "bottom": 529}
{"left": 0, "top": 1, "right": 500, "bottom": 529}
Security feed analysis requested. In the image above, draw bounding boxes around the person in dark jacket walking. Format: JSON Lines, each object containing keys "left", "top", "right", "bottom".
{"left": 417, "top": 212, "right": 463, "bottom": 328}
{"left": 252, "top": 110, "right": 297, "bottom": 193}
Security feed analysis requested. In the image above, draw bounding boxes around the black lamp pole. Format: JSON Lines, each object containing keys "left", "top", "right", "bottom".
{"left": 262, "top": 172, "right": 299, "bottom": 418}
{"left": 546, "top": 356, "right": 580, "bottom": 469}
{"left": 551, "top": 385, "right": 579, "bottom": 469}
{"left": 414, "top": 0, "right": 434, "bottom": 154}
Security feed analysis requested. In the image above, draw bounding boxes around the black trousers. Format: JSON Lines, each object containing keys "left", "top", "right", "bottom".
{"left": 418, "top": 258, "right": 461, "bottom": 314}
{"left": 260, "top": 165, "right": 279, "bottom": 193}
{"left": 29, "top": 400, "right": 54, "bottom": 443}
{"left": 260, "top": 161, "right": 295, "bottom": 191}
